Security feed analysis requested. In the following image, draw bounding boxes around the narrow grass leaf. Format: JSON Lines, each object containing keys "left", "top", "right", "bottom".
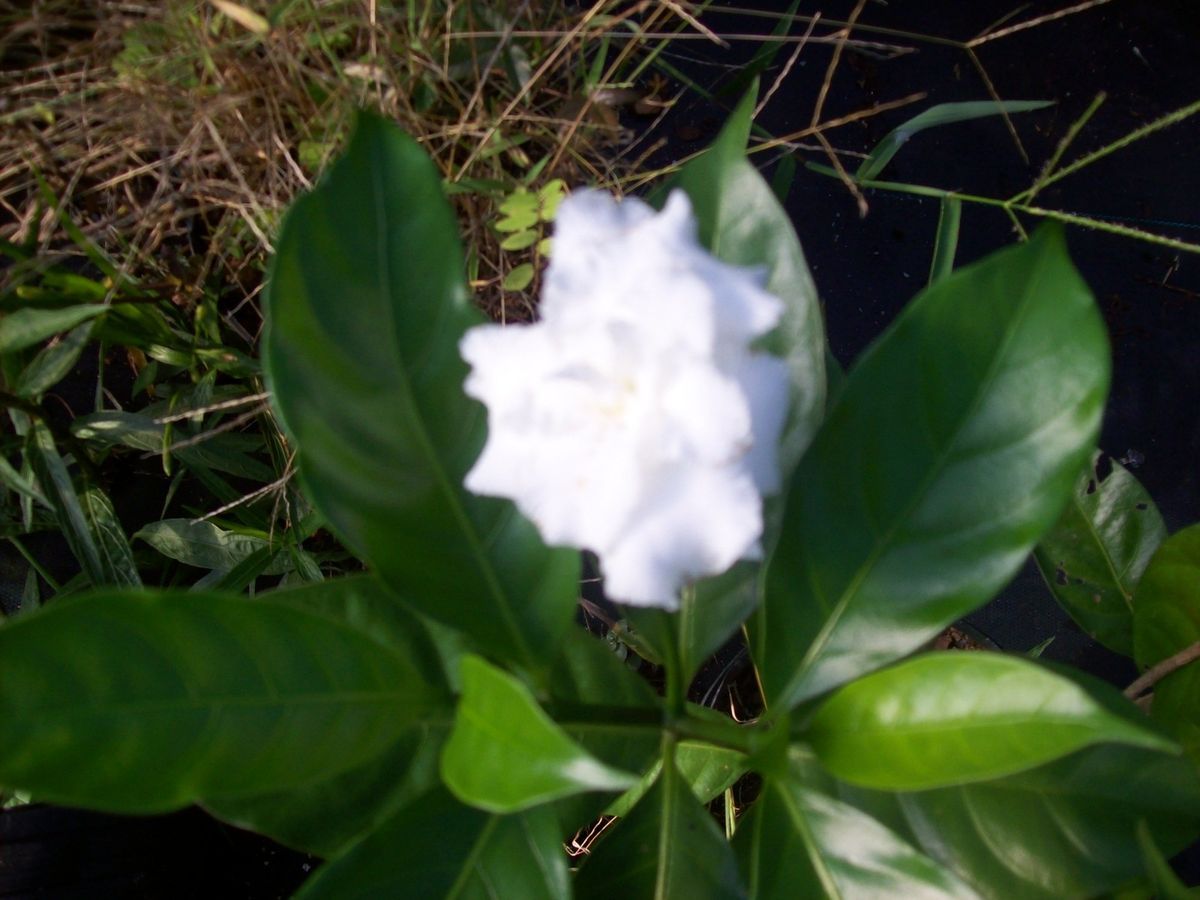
{"left": 857, "top": 100, "right": 1054, "bottom": 181}
{"left": 27, "top": 422, "right": 104, "bottom": 585}
{"left": 0, "top": 305, "right": 104, "bottom": 353}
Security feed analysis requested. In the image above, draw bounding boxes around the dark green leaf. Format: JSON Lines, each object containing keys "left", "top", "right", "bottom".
{"left": 675, "top": 84, "right": 826, "bottom": 477}
{"left": 72, "top": 410, "right": 275, "bottom": 482}
{"left": 758, "top": 225, "right": 1110, "bottom": 709}
{"left": 205, "top": 576, "right": 454, "bottom": 855}
{"left": 1035, "top": 453, "right": 1166, "bottom": 656}
{"left": 808, "top": 653, "right": 1173, "bottom": 790}
{"left": 857, "top": 101, "right": 1054, "bottom": 181}
{"left": 260, "top": 574, "right": 453, "bottom": 690}
{"left": 576, "top": 752, "right": 745, "bottom": 900}
{"left": 208, "top": 724, "right": 444, "bottom": 857}
{"left": 14, "top": 320, "right": 94, "bottom": 397}
{"left": 1134, "top": 523, "right": 1200, "bottom": 755}
{"left": 0, "top": 305, "right": 104, "bottom": 353}
{"left": 606, "top": 740, "right": 746, "bottom": 818}
{"left": 441, "top": 655, "right": 637, "bottom": 813}
{"left": 547, "top": 630, "right": 664, "bottom": 826}
{"left": 263, "top": 112, "right": 578, "bottom": 671}
{"left": 0, "top": 590, "right": 442, "bottom": 813}
{"left": 550, "top": 626, "right": 660, "bottom": 710}
{"left": 297, "top": 788, "right": 569, "bottom": 900}
{"left": 134, "top": 518, "right": 288, "bottom": 575}
{"left": 210, "top": 544, "right": 286, "bottom": 593}
{"left": 0, "top": 452, "right": 47, "bottom": 506}
{"left": 78, "top": 485, "right": 141, "bottom": 588}
{"left": 736, "top": 771, "right": 978, "bottom": 899}
{"left": 878, "top": 744, "right": 1200, "bottom": 899}
{"left": 1137, "top": 819, "right": 1196, "bottom": 900}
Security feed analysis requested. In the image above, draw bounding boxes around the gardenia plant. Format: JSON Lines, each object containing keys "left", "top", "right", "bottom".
{"left": 0, "top": 89, "right": 1197, "bottom": 900}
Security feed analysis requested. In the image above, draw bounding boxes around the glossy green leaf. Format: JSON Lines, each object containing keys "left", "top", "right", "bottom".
{"left": 808, "top": 653, "right": 1173, "bottom": 790}
{"left": 576, "top": 753, "right": 745, "bottom": 900}
{"left": 856, "top": 100, "right": 1054, "bottom": 181}
{"left": 204, "top": 576, "right": 453, "bottom": 855}
{"left": 0, "top": 304, "right": 105, "bottom": 353}
{"left": 1134, "top": 523, "right": 1200, "bottom": 755}
{"left": 0, "top": 590, "right": 441, "bottom": 812}
{"left": 1035, "top": 453, "right": 1166, "bottom": 656}
{"left": 135, "top": 518, "right": 289, "bottom": 575}
{"left": 883, "top": 744, "right": 1200, "bottom": 900}
{"left": 263, "top": 112, "right": 578, "bottom": 671}
{"left": 209, "top": 725, "right": 445, "bottom": 857}
{"left": 758, "top": 225, "right": 1110, "bottom": 709}
{"left": 297, "top": 787, "right": 569, "bottom": 900}
{"left": 14, "top": 320, "right": 94, "bottom": 397}
{"left": 441, "top": 655, "right": 637, "bottom": 814}
{"left": 736, "top": 774, "right": 979, "bottom": 899}
{"left": 261, "top": 574, "right": 453, "bottom": 687}
{"left": 674, "top": 83, "right": 826, "bottom": 478}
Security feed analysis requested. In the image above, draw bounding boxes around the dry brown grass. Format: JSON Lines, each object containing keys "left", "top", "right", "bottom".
{"left": 0, "top": 1, "right": 705, "bottom": 332}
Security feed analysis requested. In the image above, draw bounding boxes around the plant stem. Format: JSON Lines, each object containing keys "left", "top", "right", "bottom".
{"left": 669, "top": 709, "right": 757, "bottom": 754}
{"left": 1124, "top": 641, "right": 1200, "bottom": 700}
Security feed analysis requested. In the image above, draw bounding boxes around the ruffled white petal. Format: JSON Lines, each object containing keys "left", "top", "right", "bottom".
{"left": 459, "top": 188, "right": 793, "bottom": 609}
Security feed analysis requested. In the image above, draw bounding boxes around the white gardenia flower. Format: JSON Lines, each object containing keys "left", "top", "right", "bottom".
{"left": 459, "top": 189, "right": 790, "bottom": 610}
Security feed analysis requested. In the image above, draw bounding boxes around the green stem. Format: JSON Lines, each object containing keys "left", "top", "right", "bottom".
{"left": 1015, "top": 91, "right": 1107, "bottom": 204}
{"left": 1015, "top": 97, "right": 1200, "bottom": 201}
{"left": 669, "top": 711, "right": 757, "bottom": 754}
{"left": 928, "top": 195, "right": 961, "bottom": 285}
{"left": 807, "top": 163, "right": 1200, "bottom": 256}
